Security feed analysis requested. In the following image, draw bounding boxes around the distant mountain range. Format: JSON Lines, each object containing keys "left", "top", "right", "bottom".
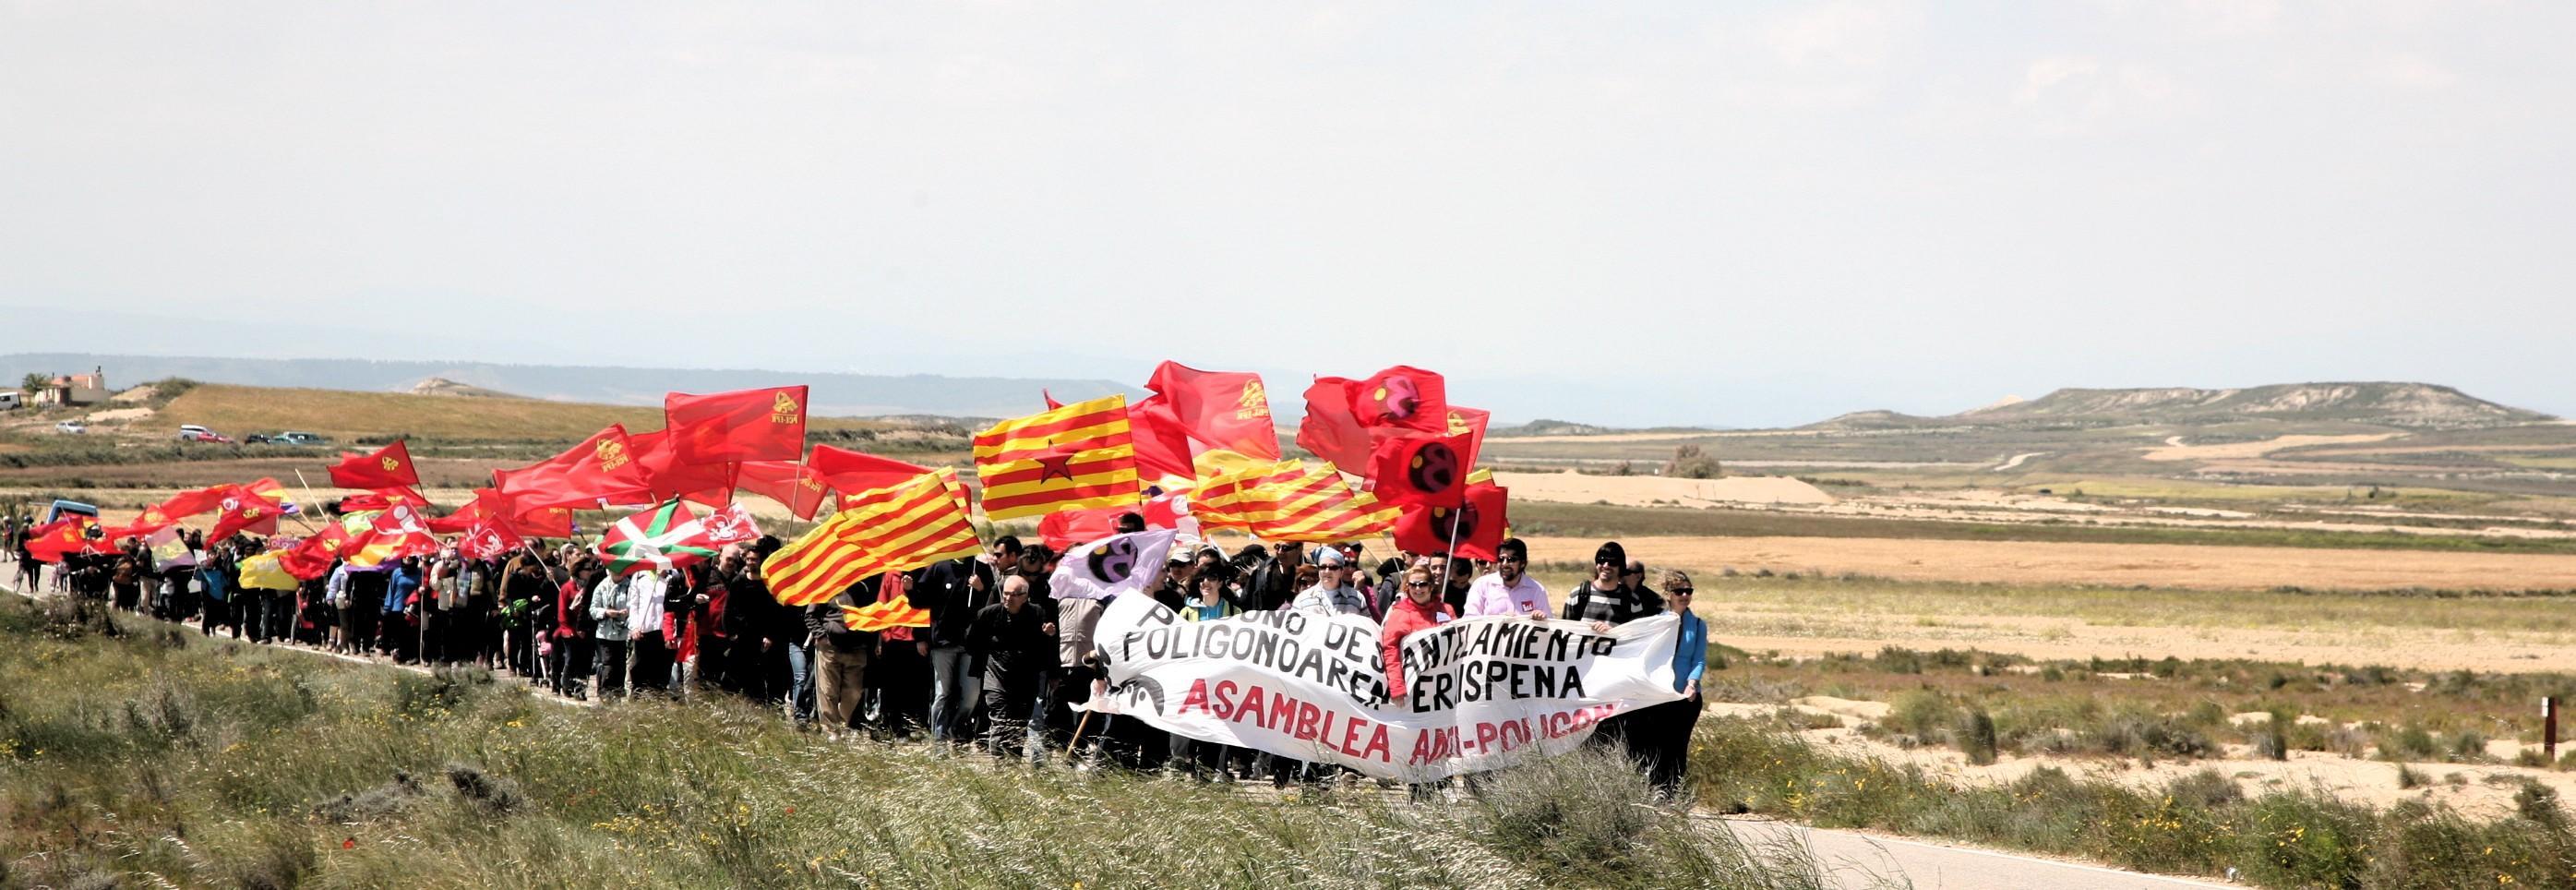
{"left": 0, "top": 353, "right": 1134, "bottom": 419}
{"left": 1807, "top": 382, "right": 2555, "bottom": 431}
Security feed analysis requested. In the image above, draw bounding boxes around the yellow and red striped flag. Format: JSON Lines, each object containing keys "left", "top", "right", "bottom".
{"left": 765, "top": 468, "right": 984, "bottom": 607}
{"left": 1193, "top": 460, "right": 1399, "bottom": 544}
{"left": 838, "top": 597, "right": 933, "bottom": 632}
{"left": 971, "top": 394, "right": 1142, "bottom": 521}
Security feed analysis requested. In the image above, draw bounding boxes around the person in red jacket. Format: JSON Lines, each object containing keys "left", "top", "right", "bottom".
{"left": 1379, "top": 565, "right": 1453, "bottom": 700}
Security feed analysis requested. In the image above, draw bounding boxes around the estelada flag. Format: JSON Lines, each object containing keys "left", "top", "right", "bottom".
{"left": 492, "top": 424, "right": 653, "bottom": 511}
{"left": 327, "top": 440, "right": 419, "bottom": 489}
{"left": 1394, "top": 481, "right": 1508, "bottom": 561}
{"left": 971, "top": 395, "right": 1143, "bottom": 522}
{"left": 735, "top": 459, "right": 834, "bottom": 520}
{"left": 1144, "top": 361, "right": 1282, "bottom": 461}
{"left": 766, "top": 469, "right": 982, "bottom": 607}
{"left": 807, "top": 445, "right": 929, "bottom": 498}
{"left": 210, "top": 483, "right": 285, "bottom": 544}
{"left": 665, "top": 385, "right": 808, "bottom": 465}
{"left": 1365, "top": 431, "right": 1474, "bottom": 508}
{"left": 629, "top": 427, "right": 738, "bottom": 508}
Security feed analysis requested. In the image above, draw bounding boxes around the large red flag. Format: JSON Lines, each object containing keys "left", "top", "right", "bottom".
{"left": 327, "top": 440, "right": 420, "bottom": 489}
{"left": 629, "top": 428, "right": 738, "bottom": 508}
{"left": 1296, "top": 377, "right": 1373, "bottom": 471}
{"left": 492, "top": 424, "right": 653, "bottom": 511}
{"left": 1394, "top": 481, "right": 1508, "bottom": 561}
{"left": 736, "top": 460, "right": 835, "bottom": 520}
{"left": 1144, "top": 361, "right": 1281, "bottom": 461}
{"left": 1125, "top": 395, "right": 1200, "bottom": 482}
{"left": 1349, "top": 366, "right": 1448, "bottom": 434}
{"left": 807, "top": 445, "right": 929, "bottom": 496}
{"left": 458, "top": 520, "right": 527, "bottom": 562}
{"left": 25, "top": 517, "right": 115, "bottom": 562}
{"left": 209, "top": 484, "right": 284, "bottom": 544}
{"left": 154, "top": 484, "right": 237, "bottom": 521}
{"left": 665, "top": 386, "right": 809, "bottom": 465}
{"left": 1366, "top": 431, "right": 1473, "bottom": 508}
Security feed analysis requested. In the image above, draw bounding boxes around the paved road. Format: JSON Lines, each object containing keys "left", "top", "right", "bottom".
{"left": 1716, "top": 818, "right": 2235, "bottom": 889}
{"left": 6, "top": 557, "right": 2235, "bottom": 888}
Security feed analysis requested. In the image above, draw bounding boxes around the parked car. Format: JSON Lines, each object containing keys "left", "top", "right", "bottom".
{"left": 176, "top": 424, "right": 233, "bottom": 444}
{"left": 54, "top": 420, "right": 86, "bottom": 434}
{"left": 247, "top": 431, "right": 328, "bottom": 446}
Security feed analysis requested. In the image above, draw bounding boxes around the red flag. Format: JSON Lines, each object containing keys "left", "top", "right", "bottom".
{"left": 1350, "top": 366, "right": 1448, "bottom": 434}
{"left": 1366, "top": 432, "right": 1473, "bottom": 508}
{"left": 459, "top": 520, "right": 526, "bottom": 562}
{"left": 1444, "top": 405, "right": 1491, "bottom": 473}
{"left": 277, "top": 530, "right": 340, "bottom": 580}
{"left": 1036, "top": 506, "right": 1126, "bottom": 551}
{"left": 210, "top": 484, "right": 284, "bottom": 544}
{"left": 492, "top": 425, "right": 653, "bottom": 511}
{"left": 807, "top": 445, "right": 929, "bottom": 496}
{"left": 1143, "top": 361, "right": 1281, "bottom": 460}
{"left": 1295, "top": 377, "right": 1374, "bottom": 471}
{"left": 664, "top": 386, "right": 809, "bottom": 465}
{"left": 25, "top": 517, "right": 114, "bottom": 562}
{"left": 736, "top": 460, "right": 835, "bottom": 520}
{"left": 1125, "top": 395, "right": 1199, "bottom": 482}
{"left": 629, "top": 428, "right": 738, "bottom": 508}
{"left": 444, "top": 487, "right": 570, "bottom": 538}
{"left": 327, "top": 440, "right": 420, "bottom": 489}
{"left": 154, "top": 484, "right": 237, "bottom": 521}
{"left": 1395, "top": 481, "right": 1508, "bottom": 561}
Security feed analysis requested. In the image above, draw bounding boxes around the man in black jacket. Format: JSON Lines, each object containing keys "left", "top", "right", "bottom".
{"left": 967, "top": 575, "right": 1056, "bottom": 761}
{"left": 920, "top": 548, "right": 1000, "bottom": 747}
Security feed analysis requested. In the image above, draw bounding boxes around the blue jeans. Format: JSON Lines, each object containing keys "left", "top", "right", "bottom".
{"left": 929, "top": 645, "right": 980, "bottom": 742}
{"left": 785, "top": 640, "right": 817, "bottom": 723}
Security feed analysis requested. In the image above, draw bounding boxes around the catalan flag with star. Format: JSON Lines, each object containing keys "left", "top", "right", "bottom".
{"left": 764, "top": 468, "right": 984, "bottom": 607}
{"left": 971, "top": 394, "right": 1143, "bottom": 521}
{"left": 1192, "top": 460, "right": 1399, "bottom": 544}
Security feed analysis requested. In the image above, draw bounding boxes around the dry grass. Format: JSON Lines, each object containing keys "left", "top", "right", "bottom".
{"left": 157, "top": 384, "right": 905, "bottom": 443}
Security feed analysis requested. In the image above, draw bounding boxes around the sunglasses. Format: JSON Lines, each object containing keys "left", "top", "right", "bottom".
{"left": 1405, "top": 581, "right": 1432, "bottom": 588}
{"left": 1669, "top": 587, "right": 1694, "bottom": 595}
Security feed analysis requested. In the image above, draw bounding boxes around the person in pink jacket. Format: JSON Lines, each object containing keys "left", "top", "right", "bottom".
{"left": 1379, "top": 565, "right": 1453, "bottom": 699}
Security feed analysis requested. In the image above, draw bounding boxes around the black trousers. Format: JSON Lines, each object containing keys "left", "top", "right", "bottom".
{"left": 982, "top": 670, "right": 1042, "bottom": 758}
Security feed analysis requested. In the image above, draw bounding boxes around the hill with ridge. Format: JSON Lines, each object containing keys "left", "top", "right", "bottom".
{"left": 1805, "top": 382, "right": 2552, "bottom": 431}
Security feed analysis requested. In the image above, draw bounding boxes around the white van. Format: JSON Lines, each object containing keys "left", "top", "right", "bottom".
{"left": 0, "top": 391, "right": 19, "bottom": 410}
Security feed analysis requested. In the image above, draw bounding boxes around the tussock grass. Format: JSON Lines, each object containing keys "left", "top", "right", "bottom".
{"left": 1692, "top": 716, "right": 2576, "bottom": 887}
{"left": 0, "top": 594, "right": 1826, "bottom": 889}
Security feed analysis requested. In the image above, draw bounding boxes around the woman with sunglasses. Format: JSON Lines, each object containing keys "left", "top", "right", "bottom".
{"left": 1641, "top": 569, "right": 1707, "bottom": 799}
{"left": 1378, "top": 566, "right": 1453, "bottom": 703}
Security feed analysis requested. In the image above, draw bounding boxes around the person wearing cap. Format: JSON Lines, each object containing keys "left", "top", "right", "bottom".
{"left": 1289, "top": 547, "right": 1369, "bottom": 617}
{"left": 1462, "top": 537, "right": 1550, "bottom": 620}
{"left": 1561, "top": 541, "right": 1660, "bottom": 632}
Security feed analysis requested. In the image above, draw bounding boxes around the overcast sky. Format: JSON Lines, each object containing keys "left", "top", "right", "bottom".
{"left": 5, "top": 2, "right": 2570, "bottom": 427}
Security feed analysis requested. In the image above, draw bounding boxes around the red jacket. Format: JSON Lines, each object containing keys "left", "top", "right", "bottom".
{"left": 1379, "top": 595, "right": 1454, "bottom": 697}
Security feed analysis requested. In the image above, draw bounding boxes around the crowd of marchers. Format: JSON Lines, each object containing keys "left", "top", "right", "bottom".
{"left": 2, "top": 512, "right": 1711, "bottom": 797}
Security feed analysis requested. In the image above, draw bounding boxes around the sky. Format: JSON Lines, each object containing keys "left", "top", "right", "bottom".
{"left": 5, "top": 1, "right": 2570, "bottom": 427}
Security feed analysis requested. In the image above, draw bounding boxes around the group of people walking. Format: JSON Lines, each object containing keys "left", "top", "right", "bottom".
{"left": 4, "top": 510, "right": 1709, "bottom": 796}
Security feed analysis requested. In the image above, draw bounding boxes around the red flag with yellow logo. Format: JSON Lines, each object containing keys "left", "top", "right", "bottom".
{"left": 665, "top": 386, "right": 809, "bottom": 465}
{"left": 328, "top": 440, "right": 420, "bottom": 489}
{"left": 492, "top": 424, "right": 653, "bottom": 511}
{"left": 1144, "top": 361, "right": 1281, "bottom": 461}
{"left": 209, "top": 483, "right": 284, "bottom": 544}
{"left": 736, "top": 459, "right": 835, "bottom": 520}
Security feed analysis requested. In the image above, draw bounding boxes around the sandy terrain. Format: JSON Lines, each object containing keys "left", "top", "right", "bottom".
{"left": 1707, "top": 704, "right": 2575, "bottom": 819}
{"left": 1522, "top": 534, "right": 2576, "bottom": 592}
{"left": 1490, "top": 470, "right": 1835, "bottom": 507}
{"left": 2139, "top": 433, "right": 2398, "bottom": 463}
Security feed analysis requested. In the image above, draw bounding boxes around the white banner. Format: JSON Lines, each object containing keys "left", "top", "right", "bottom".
{"left": 1094, "top": 594, "right": 1683, "bottom": 781}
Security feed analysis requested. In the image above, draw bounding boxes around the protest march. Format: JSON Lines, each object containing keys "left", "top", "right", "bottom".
{"left": 3, "top": 361, "right": 1713, "bottom": 793}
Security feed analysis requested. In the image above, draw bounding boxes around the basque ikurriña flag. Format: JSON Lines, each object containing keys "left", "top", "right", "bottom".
{"left": 598, "top": 499, "right": 761, "bottom": 577}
